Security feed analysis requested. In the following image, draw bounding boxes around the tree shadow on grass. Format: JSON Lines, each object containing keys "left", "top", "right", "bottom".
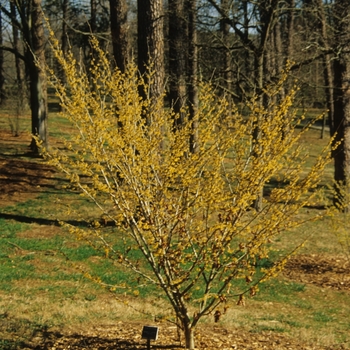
{"left": 0, "top": 212, "right": 117, "bottom": 229}
{"left": 0, "top": 212, "right": 90, "bottom": 228}
{"left": 0, "top": 156, "right": 66, "bottom": 191}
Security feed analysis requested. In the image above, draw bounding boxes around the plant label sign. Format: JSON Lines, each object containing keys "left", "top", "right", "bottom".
{"left": 141, "top": 325, "right": 159, "bottom": 340}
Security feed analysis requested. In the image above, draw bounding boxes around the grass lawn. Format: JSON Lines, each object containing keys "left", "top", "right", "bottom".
{"left": 0, "top": 105, "right": 349, "bottom": 349}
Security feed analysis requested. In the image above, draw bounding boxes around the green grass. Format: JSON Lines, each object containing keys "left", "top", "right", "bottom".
{"left": 232, "top": 276, "right": 350, "bottom": 342}
{"left": 255, "top": 279, "right": 306, "bottom": 303}
{"left": 0, "top": 219, "right": 28, "bottom": 239}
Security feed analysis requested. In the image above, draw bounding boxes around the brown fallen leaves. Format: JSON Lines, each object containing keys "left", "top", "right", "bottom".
{"left": 18, "top": 322, "right": 344, "bottom": 350}
{"left": 285, "top": 255, "right": 350, "bottom": 291}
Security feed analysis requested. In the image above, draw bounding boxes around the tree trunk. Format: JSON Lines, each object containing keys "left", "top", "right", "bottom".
{"left": 109, "top": 0, "right": 129, "bottom": 72}
{"left": 168, "top": 0, "right": 187, "bottom": 127}
{"left": 61, "top": 0, "right": 68, "bottom": 73}
{"left": 253, "top": 9, "right": 270, "bottom": 211}
{"left": 220, "top": 0, "right": 232, "bottom": 115}
{"left": 242, "top": 0, "right": 250, "bottom": 97}
{"left": 0, "top": 10, "right": 5, "bottom": 105}
{"left": 28, "top": 0, "right": 48, "bottom": 153}
{"left": 11, "top": 1, "right": 27, "bottom": 130}
{"left": 90, "top": 0, "right": 97, "bottom": 33}
{"left": 137, "top": 0, "right": 149, "bottom": 77}
{"left": 187, "top": 0, "right": 198, "bottom": 154}
{"left": 61, "top": 0, "right": 68, "bottom": 57}
{"left": 184, "top": 325, "right": 195, "bottom": 350}
{"left": 252, "top": 0, "right": 279, "bottom": 212}
{"left": 332, "top": 0, "right": 350, "bottom": 211}
{"left": 279, "top": 0, "right": 294, "bottom": 140}
{"left": 58, "top": 0, "right": 68, "bottom": 111}
{"left": 273, "top": 13, "right": 284, "bottom": 87}
{"left": 252, "top": 47, "right": 265, "bottom": 211}
{"left": 137, "top": 0, "right": 164, "bottom": 124}
{"left": 179, "top": 312, "right": 196, "bottom": 350}
{"left": 286, "top": 0, "right": 294, "bottom": 61}
{"left": 316, "top": 0, "right": 333, "bottom": 138}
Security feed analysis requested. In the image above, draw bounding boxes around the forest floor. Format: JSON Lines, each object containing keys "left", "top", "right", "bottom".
{"left": 1, "top": 128, "right": 350, "bottom": 349}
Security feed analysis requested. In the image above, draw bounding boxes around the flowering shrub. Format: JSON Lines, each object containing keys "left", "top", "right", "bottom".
{"left": 42, "top": 34, "right": 333, "bottom": 349}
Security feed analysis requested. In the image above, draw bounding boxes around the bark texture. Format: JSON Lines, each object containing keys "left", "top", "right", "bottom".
{"left": 137, "top": 0, "right": 164, "bottom": 104}
{"left": 220, "top": 0, "right": 232, "bottom": 114}
{"left": 0, "top": 11, "right": 5, "bottom": 105}
{"left": 27, "top": 0, "right": 48, "bottom": 153}
{"left": 168, "top": 0, "right": 187, "bottom": 126}
{"left": 110, "top": 0, "right": 129, "bottom": 72}
{"left": 186, "top": 0, "right": 198, "bottom": 154}
{"left": 332, "top": 0, "right": 350, "bottom": 210}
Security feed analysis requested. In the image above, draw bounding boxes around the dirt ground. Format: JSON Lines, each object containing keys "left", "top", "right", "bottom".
{"left": 1, "top": 130, "right": 350, "bottom": 349}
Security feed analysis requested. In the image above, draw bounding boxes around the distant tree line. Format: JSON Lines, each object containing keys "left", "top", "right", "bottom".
{"left": 0, "top": 0, "right": 349, "bottom": 208}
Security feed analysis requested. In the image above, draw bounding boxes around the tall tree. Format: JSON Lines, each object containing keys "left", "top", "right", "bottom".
{"left": 316, "top": 0, "right": 334, "bottom": 139}
{"left": 220, "top": 0, "right": 232, "bottom": 114}
{"left": 137, "top": 0, "right": 164, "bottom": 123}
{"left": 28, "top": 0, "right": 48, "bottom": 152}
{"left": 1, "top": 0, "right": 48, "bottom": 153}
{"left": 11, "top": 2, "right": 26, "bottom": 114}
{"left": 168, "top": 0, "right": 187, "bottom": 127}
{"left": 61, "top": 0, "right": 68, "bottom": 61}
{"left": 273, "top": 6, "right": 283, "bottom": 80}
{"left": 57, "top": 0, "right": 68, "bottom": 91}
{"left": 0, "top": 10, "right": 5, "bottom": 105}
{"left": 247, "top": 0, "right": 280, "bottom": 211}
{"left": 332, "top": 0, "right": 350, "bottom": 211}
{"left": 109, "top": 0, "right": 129, "bottom": 72}
{"left": 285, "top": 0, "right": 294, "bottom": 60}
{"left": 90, "top": 0, "right": 97, "bottom": 33}
{"left": 187, "top": 0, "right": 199, "bottom": 154}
